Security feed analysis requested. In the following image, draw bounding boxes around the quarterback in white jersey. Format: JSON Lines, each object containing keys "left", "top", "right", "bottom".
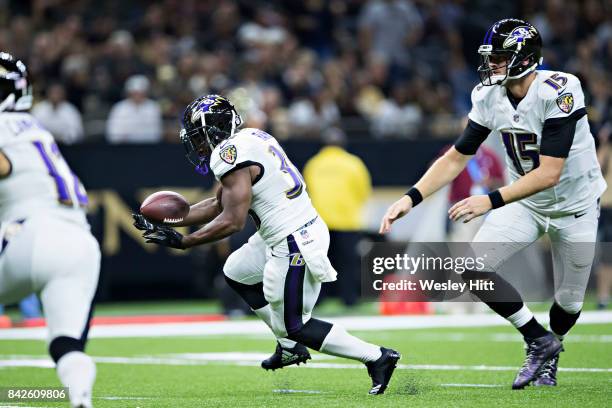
{"left": 0, "top": 53, "right": 100, "bottom": 408}
{"left": 380, "top": 19, "right": 605, "bottom": 389}
{"left": 133, "top": 94, "right": 400, "bottom": 395}
{"left": 468, "top": 70, "right": 605, "bottom": 216}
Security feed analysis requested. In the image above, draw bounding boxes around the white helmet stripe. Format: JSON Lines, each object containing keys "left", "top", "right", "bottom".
{"left": 230, "top": 111, "right": 236, "bottom": 139}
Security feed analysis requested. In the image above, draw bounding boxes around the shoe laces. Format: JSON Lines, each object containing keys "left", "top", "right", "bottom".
{"left": 539, "top": 356, "right": 558, "bottom": 379}
{"left": 520, "top": 341, "right": 538, "bottom": 371}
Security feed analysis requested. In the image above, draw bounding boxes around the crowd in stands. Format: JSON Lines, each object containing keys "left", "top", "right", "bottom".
{"left": 0, "top": 0, "right": 609, "bottom": 143}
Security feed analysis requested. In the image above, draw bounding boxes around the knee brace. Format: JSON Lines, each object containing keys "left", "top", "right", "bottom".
{"left": 559, "top": 301, "right": 583, "bottom": 314}
{"left": 555, "top": 289, "right": 583, "bottom": 314}
{"left": 49, "top": 336, "right": 85, "bottom": 363}
{"left": 286, "top": 318, "right": 333, "bottom": 351}
{"left": 224, "top": 275, "right": 268, "bottom": 310}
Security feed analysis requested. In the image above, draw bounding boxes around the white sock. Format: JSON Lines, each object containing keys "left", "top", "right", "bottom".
{"left": 56, "top": 351, "right": 95, "bottom": 408}
{"left": 507, "top": 305, "right": 534, "bottom": 329}
{"left": 320, "top": 324, "right": 382, "bottom": 363}
{"left": 253, "top": 304, "right": 297, "bottom": 349}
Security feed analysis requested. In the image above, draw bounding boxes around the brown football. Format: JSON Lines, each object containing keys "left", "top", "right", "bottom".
{"left": 140, "top": 191, "right": 190, "bottom": 224}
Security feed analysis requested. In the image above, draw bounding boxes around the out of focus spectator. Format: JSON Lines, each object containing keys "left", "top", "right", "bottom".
{"left": 446, "top": 144, "right": 505, "bottom": 242}
{"left": 288, "top": 87, "right": 340, "bottom": 138}
{"left": 303, "top": 128, "right": 371, "bottom": 305}
{"left": 32, "top": 83, "right": 84, "bottom": 144}
{"left": 106, "top": 75, "right": 162, "bottom": 144}
{"left": 0, "top": 1, "right": 608, "bottom": 141}
{"left": 370, "top": 81, "right": 422, "bottom": 138}
{"left": 358, "top": 0, "right": 423, "bottom": 68}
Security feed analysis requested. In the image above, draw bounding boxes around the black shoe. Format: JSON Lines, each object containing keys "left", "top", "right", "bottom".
{"left": 533, "top": 352, "right": 561, "bottom": 386}
{"left": 366, "top": 347, "right": 401, "bottom": 395}
{"left": 512, "top": 333, "right": 562, "bottom": 389}
{"left": 261, "top": 342, "right": 311, "bottom": 371}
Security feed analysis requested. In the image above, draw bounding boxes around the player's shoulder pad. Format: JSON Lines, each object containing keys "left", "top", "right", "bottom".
{"left": 209, "top": 139, "right": 237, "bottom": 178}
{"left": 470, "top": 82, "right": 497, "bottom": 104}
{"left": 537, "top": 70, "right": 582, "bottom": 100}
{"left": 237, "top": 127, "right": 276, "bottom": 143}
{"left": 0, "top": 113, "right": 52, "bottom": 146}
{"left": 210, "top": 131, "right": 261, "bottom": 179}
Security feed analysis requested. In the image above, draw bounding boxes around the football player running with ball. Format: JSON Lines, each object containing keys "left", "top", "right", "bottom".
{"left": 133, "top": 95, "right": 400, "bottom": 395}
{"left": 380, "top": 19, "right": 606, "bottom": 389}
{"left": 0, "top": 53, "right": 100, "bottom": 408}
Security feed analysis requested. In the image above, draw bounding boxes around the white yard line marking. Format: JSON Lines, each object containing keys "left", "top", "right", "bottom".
{"left": 1, "top": 311, "right": 610, "bottom": 340}
{"left": 1, "top": 353, "right": 610, "bottom": 373}
{"left": 272, "top": 389, "right": 326, "bottom": 394}
{"left": 97, "top": 396, "right": 153, "bottom": 400}
{"left": 399, "top": 333, "right": 612, "bottom": 343}
{"left": 165, "top": 352, "right": 333, "bottom": 361}
{"left": 440, "top": 383, "right": 502, "bottom": 388}
{"left": 0, "top": 358, "right": 55, "bottom": 368}
{"left": 0, "top": 406, "right": 54, "bottom": 408}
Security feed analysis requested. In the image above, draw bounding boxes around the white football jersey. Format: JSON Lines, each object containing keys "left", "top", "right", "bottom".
{"left": 0, "top": 112, "right": 89, "bottom": 224}
{"left": 468, "top": 70, "right": 606, "bottom": 215}
{"left": 210, "top": 128, "right": 318, "bottom": 246}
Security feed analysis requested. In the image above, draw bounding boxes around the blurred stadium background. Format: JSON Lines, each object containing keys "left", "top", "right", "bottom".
{"left": 0, "top": 0, "right": 610, "bottom": 319}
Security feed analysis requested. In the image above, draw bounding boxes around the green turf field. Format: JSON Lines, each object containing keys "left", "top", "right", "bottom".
{"left": 1, "top": 322, "right": 610, "bottom": 407}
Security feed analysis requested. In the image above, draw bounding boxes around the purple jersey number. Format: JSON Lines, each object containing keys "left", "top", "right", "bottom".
{"left": 501, "top": 132, "right": 540, "bottom": 176}
{"left": 544, "top": 73, "right": 568, "bottom": 92}
{"left": 33, "top": 140, "right": 88, "bottom": 207}
{"left": 268, "top": 144, "right": 304, "bottom": 199}
{"left": 251, "top": 129, "right": 273, "bottom": 141}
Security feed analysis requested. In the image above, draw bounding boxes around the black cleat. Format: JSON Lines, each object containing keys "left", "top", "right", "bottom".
{"left": 512, "top": 333, "right": 562, "bottom": 389}
{"left": 533, "top": 351, "right": 561, "bottom": 386}
{"left": 366, "top": 347, "right": 401, "bottom": 395}
{"left": 261, "top": 342, "right": 311, "bottom": 371}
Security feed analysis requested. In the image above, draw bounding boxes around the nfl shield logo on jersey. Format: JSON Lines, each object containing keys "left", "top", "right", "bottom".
{"left": 556, "top": 93, "right": 574, "bottom": 114}
{"left": 219, "top": 145, "right": 237, "bottom": 164}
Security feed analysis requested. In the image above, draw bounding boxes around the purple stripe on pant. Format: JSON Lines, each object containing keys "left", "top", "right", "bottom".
{"left": 284, "top": 235, "right": 305, "bottom": 335}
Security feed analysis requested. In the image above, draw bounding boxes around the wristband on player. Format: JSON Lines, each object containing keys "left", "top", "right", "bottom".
{"left": 405, "top": 187, "right": 423, "bottom": 207}
{"left": 488, "top": 190, "right": 506, "bottom": 209}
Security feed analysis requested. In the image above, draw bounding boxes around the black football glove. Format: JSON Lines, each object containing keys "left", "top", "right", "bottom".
{"left": 132, "top": 213, "right": 157, "bottom": 232}
{"left": 132, "top": 213, "right": 185, "bottom": 249}
{"left": 143, "top": 227, "right": 184, "bottom": 249}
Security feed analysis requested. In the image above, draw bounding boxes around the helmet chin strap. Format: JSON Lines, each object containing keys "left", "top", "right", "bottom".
{"left": 494, "top": 53, "right": 539, "bottom": 85}
{"left": 506, "top": 62, "right": 538, "bottom": 81}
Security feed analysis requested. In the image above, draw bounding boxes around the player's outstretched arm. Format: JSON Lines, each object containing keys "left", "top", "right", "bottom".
{"left": 379, "top": 146, "right": 471, "bottom": 233}
{"left": 170, "top": 187, "right": 223, "bottom": 227}
{"left": 181, "top": 168, "right": 252, "bottom": 248}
